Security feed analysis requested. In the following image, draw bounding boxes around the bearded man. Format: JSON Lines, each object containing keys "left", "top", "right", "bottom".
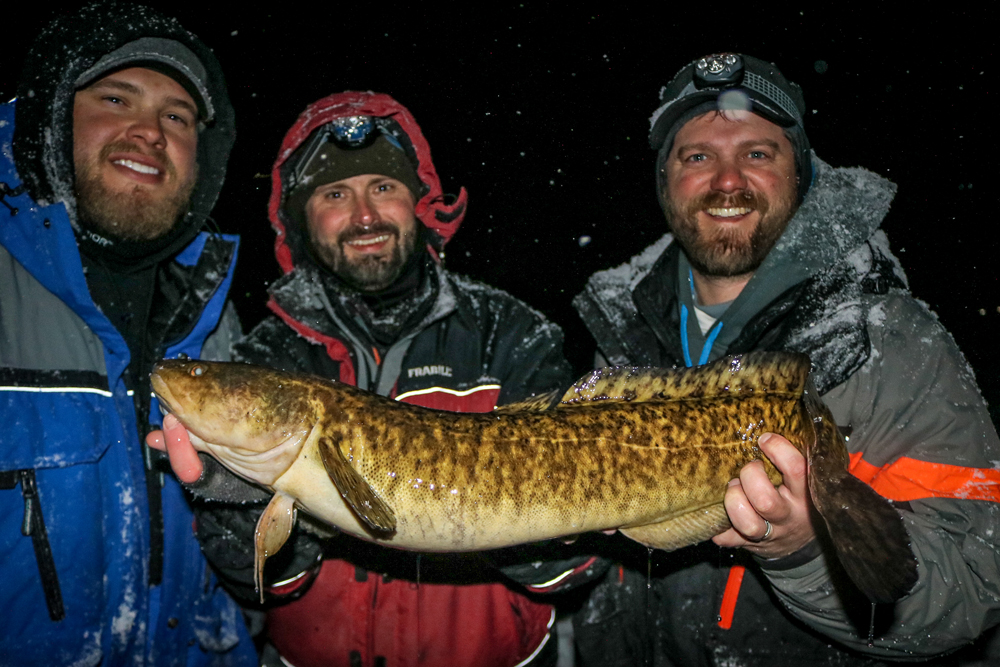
{"left": 0, "top": 3, "right": 254, "bottom": 665}
{"left": 511, "top": 53, "right": 1000, "bottom": 665}
{"left": 150, "top": 91, "right": 573, "bottom": 667}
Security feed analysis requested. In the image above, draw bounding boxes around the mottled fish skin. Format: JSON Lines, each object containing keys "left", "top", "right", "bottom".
{"left": 150, "top": 351, "right": 917, "bottom": 603}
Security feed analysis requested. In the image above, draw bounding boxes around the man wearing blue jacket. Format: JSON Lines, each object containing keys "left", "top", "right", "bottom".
{"left": 0, "top": 3, "right": 255, "bottom": 665}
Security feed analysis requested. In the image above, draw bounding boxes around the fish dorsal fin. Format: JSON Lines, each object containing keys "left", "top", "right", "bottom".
{"left": 493, "top": 389, "right": 561, "bottom": 413}
{"left": 318, "top": 435, "right": 397, "bottom": 537}
{"left": 560, "top": 351, "right": 811, "bottom": 406}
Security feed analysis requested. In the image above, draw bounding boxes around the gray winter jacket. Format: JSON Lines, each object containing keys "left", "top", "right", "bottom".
{"left": 566, "top": 156, "right": 1000, "bottom": 665}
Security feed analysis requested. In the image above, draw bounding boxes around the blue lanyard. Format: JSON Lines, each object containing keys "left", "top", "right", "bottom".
{"left": 680, "top": 269, "right": 724, "bottom": 368}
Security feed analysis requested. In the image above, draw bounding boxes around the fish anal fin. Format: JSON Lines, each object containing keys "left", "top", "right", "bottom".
{"left": 620, "top": 504, "right": 732, "bottom": 552}
{"left": 560, "top": 351, "right": 811, "bottom": 406}
{"left": 803, "top": 385, "right": 918, "bottom": 603}
{"left": 493, "top": 389, "right": 560, "bottom": 413}
{"left": 318, "top": 435, "right": 397, "bottom": 538}
{"left": 254, "top": 492, "right": 297, "bottom": 603}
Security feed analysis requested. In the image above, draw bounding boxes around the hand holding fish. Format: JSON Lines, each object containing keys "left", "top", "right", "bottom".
{"left": 146, "top": 415, "right": 203, "bottom": 484}
{"left": 711, "top": 432, "right": 816, "bottom": 559}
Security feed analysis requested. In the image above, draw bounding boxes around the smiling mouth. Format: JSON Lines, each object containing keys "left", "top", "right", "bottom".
{"left": 346, "top": 234, "right": 392, "bottom": 247}
{"left": 705, "top": 207, "right": 753, "bottom": 218}
{"left": 113, "top": 159, "right": 161, "bottom": 176}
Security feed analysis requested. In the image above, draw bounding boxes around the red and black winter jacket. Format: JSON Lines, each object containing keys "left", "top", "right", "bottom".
{"left": 201, "top": 91, "right": 574, "bottom": 667}
{"left": 231, "top": 260, "right": 572, "bottom": 667}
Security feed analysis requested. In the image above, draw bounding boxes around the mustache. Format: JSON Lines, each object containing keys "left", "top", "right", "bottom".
{"left": 685, "top": 189, "right": 769, "bottom": 216}
{"left": 338, "top": 221, "right": 400, "bottom": 245}
{"left": 99, "top": 140, "right": 175, "bottom": 176}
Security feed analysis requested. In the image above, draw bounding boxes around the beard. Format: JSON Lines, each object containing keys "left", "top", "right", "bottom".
{"left": 664, "top": 187, "right": 797, "bottom": 278}
{"left": 74, "top": 141, "right": 196, "bottom": 242}
{"left": 312, "top": 220, "right": 418, "bottom": 292}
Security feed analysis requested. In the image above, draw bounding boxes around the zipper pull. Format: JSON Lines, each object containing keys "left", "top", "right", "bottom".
{"left": 21, "top": 470, "right": 38, "bottom": 536}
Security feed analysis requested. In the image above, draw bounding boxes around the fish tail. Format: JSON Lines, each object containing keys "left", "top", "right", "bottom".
{"left": 803, "top": 383, "right": 918, "bottom": 603}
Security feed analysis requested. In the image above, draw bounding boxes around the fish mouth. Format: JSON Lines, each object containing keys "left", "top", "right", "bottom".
{"left": 149, "top": 371, "right": 175, "bottom": 415}
{"left": 154, "top": 393, "right": 173, "bottom": 416}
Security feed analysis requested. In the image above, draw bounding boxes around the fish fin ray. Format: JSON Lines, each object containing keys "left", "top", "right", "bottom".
{"left": 493, "top": 390, "right": 561, "bottom": 413}
{"left": 560, "top": 351, "right": 811, "bottom": 406}
{"left": 319, "top": 436, "right": 397, "bottom": 537}
{"left": 254, "top": 492, "right": 297, "bottom": 603}
{"left": 803, "top": 384, "right": 918, "bottom": 603}
{"left": 620, "top": 504, "right": 732, "bottom": 551}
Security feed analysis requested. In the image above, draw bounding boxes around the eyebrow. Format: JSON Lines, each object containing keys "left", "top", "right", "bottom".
{"left": 674, "top": 138, "right": 784, "bottom": 155}
{"left": 88, "top": 79, "right": 199, "bottom": 117}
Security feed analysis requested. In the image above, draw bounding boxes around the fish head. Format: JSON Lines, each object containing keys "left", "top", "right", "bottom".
{"left": 151, "top": 359, "right": 319, "bottom": 485}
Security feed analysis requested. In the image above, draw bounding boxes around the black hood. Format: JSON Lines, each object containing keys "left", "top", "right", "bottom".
{"left": 12, "top": 1, "right": 235, "bottom": 250}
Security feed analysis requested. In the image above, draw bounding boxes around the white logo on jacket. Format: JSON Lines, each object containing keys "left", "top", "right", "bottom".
{"left": 407, "top": 365, "right": 453, "bottom": 379}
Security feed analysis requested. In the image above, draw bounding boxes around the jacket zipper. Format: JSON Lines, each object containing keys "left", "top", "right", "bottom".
{"left": 0, "top": 469, "right": 65, "bottom": 620}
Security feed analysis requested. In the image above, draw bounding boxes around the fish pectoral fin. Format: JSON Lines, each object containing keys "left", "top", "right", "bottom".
{"left": 493, "top": 389, "right": 561, "bottom": 413}
{"left": 620, "top": 504, "right": 732, "bottom": 552}
{"left": 318, "top": 436, "right": 397, "bottom": 537}
{"left": 803, "top": 385, "right": 918, "bottom": 603}
{"left": 254, "top": 492, "right": 297, "bottom": 603}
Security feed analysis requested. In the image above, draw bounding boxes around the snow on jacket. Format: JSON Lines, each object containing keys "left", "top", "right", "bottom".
{"left": 194, "top": 91, "right": 574, "bottom": 667}
{"left": 560, "top": 156, "right": 1000, "bottom": 665}
{"left": 0, "top": 3, "right": 254, "bottom": 665}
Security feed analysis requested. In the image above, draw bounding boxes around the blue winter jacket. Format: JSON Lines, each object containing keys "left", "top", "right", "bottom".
{"left": 0, "top": 102, "right": 256, "bottom": 666}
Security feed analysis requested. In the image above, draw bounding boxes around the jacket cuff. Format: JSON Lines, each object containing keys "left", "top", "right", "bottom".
{"left": 755, "top": 539, "right": 824, "bottom": 572}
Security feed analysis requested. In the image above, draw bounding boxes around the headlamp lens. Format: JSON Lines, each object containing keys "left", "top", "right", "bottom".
{"left": 693, "top": 53, "right": 744, "bottom": 89}
{"left": 331, "top": 116, "right": 375, "bottom": 146}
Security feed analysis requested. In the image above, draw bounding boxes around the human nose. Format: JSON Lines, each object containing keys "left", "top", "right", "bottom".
{"left": 127, "top": 110, "right": 167, "bottom": 149}
{"left": 352, "top": 192, "right": 379, "bottom": 226}
{"left": 710, "top": 158, "right": 748, "bottom": 194}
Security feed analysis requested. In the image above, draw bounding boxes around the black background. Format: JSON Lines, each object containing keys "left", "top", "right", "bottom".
{"left": 2, "top": 5, "right": 995, "bottom": 418}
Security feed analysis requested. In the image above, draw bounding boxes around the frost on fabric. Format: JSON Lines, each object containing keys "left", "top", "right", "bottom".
{"left": 953, "top": 468, "right": 1000, "bottom": 500}
{"left": 572, "top": 233, "right": 672, "bottom": 359}
{"left": 111, "top": 590, "right": 137, "bottom": 648}
{"left": 192, "top": 602, "right": 242, "bottom": 652}
{"left": 596, "top": 233, "right": 672, "bottom": 296}
{"left": 65, "top": 629, "right": 102, "bottom": 667}
{"left": 769, "top": 156, "right": 896, "bottom": 276}
{"left": 449, "top": 271, "right": 565, "bottom": 373}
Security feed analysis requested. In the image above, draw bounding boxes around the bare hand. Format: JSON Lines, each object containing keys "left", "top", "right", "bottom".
{"left": 712, "top": 432, "right": 816, "bottom": 558}
{"left": 145, "top": 414, "right": 204, "bottom": 484}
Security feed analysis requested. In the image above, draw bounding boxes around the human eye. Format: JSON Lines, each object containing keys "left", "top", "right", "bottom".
{"left": 102, "top": 95, "right": 125, "bottom": 105}
{"left": 683, "top": 153, "right": 707, "bottom": 163}
{"left": 748, "top": 150, "right": 769, "bottom": 159}
{"left": 165, "top": 112, "right": 191, "bottom": 127}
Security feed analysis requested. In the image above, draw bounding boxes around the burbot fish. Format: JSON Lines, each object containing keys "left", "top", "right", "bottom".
{"left": 150, "top": 351, "right": 917, "bottom": 603}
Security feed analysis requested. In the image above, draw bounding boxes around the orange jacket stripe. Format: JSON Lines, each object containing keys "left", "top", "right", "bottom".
{"left": 849, "top": 452, "right": 1000, "bottom": 503}
{"left": 717, "top": 565, "right": 746, "bottom": 630}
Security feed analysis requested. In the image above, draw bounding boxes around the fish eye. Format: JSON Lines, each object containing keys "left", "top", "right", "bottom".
{"left": 191, "top": 365, "right": 204, "bottom": 377}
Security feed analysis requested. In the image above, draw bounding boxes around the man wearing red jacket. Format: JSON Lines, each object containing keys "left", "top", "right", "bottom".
{"left": 152, "top": 91, "right": 572, "bottom": 667}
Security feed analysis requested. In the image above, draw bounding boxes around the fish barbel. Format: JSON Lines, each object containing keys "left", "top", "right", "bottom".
{"left": 150, "top": 351, "right": 917, "bottom": 604}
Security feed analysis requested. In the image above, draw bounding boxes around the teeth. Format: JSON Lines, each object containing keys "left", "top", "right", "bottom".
{"left": 347, "top": 235, "right": 391, "bottom": 247}
{"left": 114, "top": 159, "right": 160, "bottom": 175}
{"left": 706, "top": 207, "right": 752, "bottom": 218}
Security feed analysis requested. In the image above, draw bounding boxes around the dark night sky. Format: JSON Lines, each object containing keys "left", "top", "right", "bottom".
{"left": 2, "top": 5, "right": 995, "bottom": 417}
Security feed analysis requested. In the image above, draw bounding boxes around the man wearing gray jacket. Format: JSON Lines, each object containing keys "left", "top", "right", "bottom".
{"left": 519, "top": 53, "right": 999, "bottom": 665}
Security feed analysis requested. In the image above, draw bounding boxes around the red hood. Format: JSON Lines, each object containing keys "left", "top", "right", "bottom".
{"left": 269, "top": 91, "right": 468, "bottom": 274}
